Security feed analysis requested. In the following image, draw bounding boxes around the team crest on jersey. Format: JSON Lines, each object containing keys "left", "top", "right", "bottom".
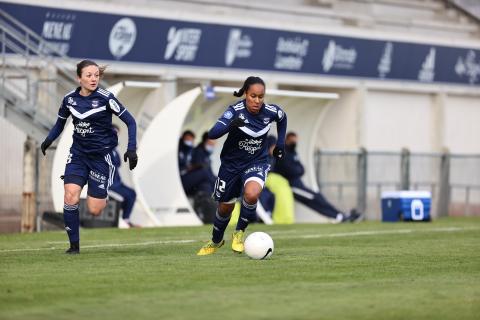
{"left": 67, "top": 97, "right": 77, "bottom": 106}
{"left": 109, "top": 99, "right": 121, "bottom": 113}
{"left": 91, "top": 99, "right": 99, "bottom": 108}
{"left": 263, "top": 117, "right": 270, "bottom": 124}
{"left": 223, "top": 110, "right": 233, "bottom": 119}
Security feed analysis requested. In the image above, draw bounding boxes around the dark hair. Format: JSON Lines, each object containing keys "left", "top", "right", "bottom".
{"left": 233, "top": 76, "right": 265, "bottom": 97}
{"left": 181, "top": 130, "right": 195, "bottom": 139}
{"left": 201, "top": 131, "right": 209, "bottom": 143}
{"left": 286, "top": 132, "right": 297, "bottom": 139}
{"left": 76, "top": 59, "right": 107, "bottom": 77}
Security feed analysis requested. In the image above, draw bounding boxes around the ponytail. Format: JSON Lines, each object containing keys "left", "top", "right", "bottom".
{"left": 233, "top": 76, "right": 265, "bottom": 97}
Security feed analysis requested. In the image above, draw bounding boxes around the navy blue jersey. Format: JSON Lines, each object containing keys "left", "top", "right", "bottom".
{"left": 213, "top": 100, "right": 286, "bottom": 171}
{"left": 57, "top": 87, "right": 128, "bottom": 154}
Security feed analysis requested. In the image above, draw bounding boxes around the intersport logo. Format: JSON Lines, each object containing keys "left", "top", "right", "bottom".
{"left": 225, "top": 29, "right": 252, "bottom": 66}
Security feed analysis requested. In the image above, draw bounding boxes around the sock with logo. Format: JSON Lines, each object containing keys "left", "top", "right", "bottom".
{"left": 236, "top": 197, "right": 257, "bottom": 231}
{"left": 63, "top": 203, "right": 80, "bottom": 245}
{"left": 212, "top": 210, "right": 231, "bottom": 244}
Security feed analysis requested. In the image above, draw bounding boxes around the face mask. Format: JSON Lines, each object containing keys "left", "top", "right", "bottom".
{"left": 205, "top": 145, "right": 214, "bottom": 154}
{"left": 183, "top": 140, "right": 194, "bottom": 147}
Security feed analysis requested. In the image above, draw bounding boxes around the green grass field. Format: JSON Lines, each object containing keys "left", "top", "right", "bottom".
{"left": 1, "top": 217, "right": 479, "bottom": 320}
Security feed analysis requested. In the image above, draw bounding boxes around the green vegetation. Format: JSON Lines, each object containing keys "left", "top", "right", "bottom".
{"left": 1, "top": 217, "right": 479, "bottom": 320}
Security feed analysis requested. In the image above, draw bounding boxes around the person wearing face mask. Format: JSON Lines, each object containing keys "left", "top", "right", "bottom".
{"left": 178, "top": 130, "right": 196, "bottom": 177}
{"left": 178, "top": 130, "right": 215, "bottom": 198}
{"left": 188, "top": 132, "right": 218, "bottom": 222}
{"left": 190, "top": 132, "right": 217, "bottom": 193}
{"left": 273, "top": 132, "right": 362, "bottom": 223}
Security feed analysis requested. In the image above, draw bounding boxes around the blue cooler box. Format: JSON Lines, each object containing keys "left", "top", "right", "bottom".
{"left": 381, "top": 191, "right": 431, "bottom": 222}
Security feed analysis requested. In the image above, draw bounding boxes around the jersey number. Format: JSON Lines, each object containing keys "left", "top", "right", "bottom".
{"left": 66, "top": 153, "right": 73, "bottom": 164}
{"left": 214, "top": 178, "right": 226, "bottom": 193}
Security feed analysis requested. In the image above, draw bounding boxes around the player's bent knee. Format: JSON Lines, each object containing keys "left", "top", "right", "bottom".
{"left": 64, "top": 192, "right": 80, "bottom": 205}
{"left": 243, "top": 190, "right": 260, "bottom": 204}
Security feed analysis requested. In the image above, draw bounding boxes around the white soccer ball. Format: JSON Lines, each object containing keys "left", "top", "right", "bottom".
{"left": 244, "top": 232, "right": 274, "bottom": 260}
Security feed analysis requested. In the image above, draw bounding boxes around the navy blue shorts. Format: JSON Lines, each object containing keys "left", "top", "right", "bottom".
{"left": 212, "top": 162, "right": 270, "bottom": 203}
{"left": 63, "top": 148, "right": 116, "bottom": 199}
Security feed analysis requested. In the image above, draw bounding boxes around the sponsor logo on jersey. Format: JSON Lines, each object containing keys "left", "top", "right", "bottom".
{"left": 378, "top": 42, "right": 393, "bottom": 78}
{"left": 239, "top": 113, "right": 245, "bottom": 120}
{"left": 89, "top": 170, "right": 107, "bottom": 183}
{"left": 417, "top": 47, "right": 436, "bottom": 82}
{"left": 75, "top": 121, "right": 94, "bottom": 137}
{"left": 244, "top": 165, "right": 264, "bottom": 175}
{"left": 223, "top": 110, "right": 233, "bottom": 119}
{"left": 322, "top": 40, "right": 357, "bottom": 73}
{"left": 164, "top": 27, "right": 202, "bottom": 62}
{"left": 109, "top": 99, "right": 121, "bottom": 113}
{"left": 225, "top": 28, "right": 252, "bottom": 66}
{"left": 277, "top": 110, "right": 284, "bottom": 120}
{"left": 91, "top": 99, "right": 99, "bottom": 108}
{"left": 98, "top": 184, "right": 105, "bottom": 190}
{"left": 67, "top": 97, "right": 77, "bottom": 106}
{"left": 109, "top": 18, "right": 137, "bottom": 60}
{"left": 274, "top": 36, "right": 309, "bottom": 71}
{"left": 455, "top": 50, "right": 480, "bottom": 84}
{"left": 239, "top": 138, "right": 262, "bottom": 154}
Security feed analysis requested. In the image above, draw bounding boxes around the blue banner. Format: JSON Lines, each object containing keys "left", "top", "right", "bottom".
{"left": 1, "top": 2, "right": 479, "bottom": 85}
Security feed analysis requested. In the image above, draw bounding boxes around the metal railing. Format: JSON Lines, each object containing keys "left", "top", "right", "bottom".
{"left": 314, "top": 149, "right": 480, "bottom": 220}
{"left": 0, "top": 8, "right": 108, "bottom": 141}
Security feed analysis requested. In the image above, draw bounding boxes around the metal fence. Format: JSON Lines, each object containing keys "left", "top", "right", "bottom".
{"left": 314, "top": 149, "right": 480, "bottom": 220}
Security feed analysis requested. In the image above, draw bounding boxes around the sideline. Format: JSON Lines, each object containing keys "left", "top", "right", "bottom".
{"left": 0, "top": 226, "right": 478, "bottom": 253}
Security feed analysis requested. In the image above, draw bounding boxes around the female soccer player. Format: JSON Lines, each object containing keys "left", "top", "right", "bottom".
{"left": 197, "top": 76, "right": 287, "bottom": 255}
{"left": 41, "top": 60, "right": 138, "bottom": 254}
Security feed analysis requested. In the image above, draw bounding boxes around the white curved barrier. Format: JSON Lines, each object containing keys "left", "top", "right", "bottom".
{"left": 52, "top": 85, "right": 339, "bottom": 226}
{"left": 133, "top": 87, "right": 203, "bottom": 226}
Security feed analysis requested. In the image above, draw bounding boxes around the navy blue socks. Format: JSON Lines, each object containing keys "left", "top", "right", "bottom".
{"left": 235, "top": 198, "right": 257, "bottom": 231}
{"left": 63, "top": 203, "right": 80, "bottom": 245}
{"left": 212, "top": 210, "right": 231, "bottom": 244}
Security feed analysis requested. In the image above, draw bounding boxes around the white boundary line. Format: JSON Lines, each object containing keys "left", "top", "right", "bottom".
{"left": 0, "top": 226, "right": 477, "bottom": 253}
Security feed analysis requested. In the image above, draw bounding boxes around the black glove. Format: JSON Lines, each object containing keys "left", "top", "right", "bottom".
{"left": 230, "top": 117, "right": 246, "bottom": 128}
{"left": 273, "top": 146, "right": 284, "bottom": 160}
{"left": 40, "top": 139, "right": 52, "bottom": 156}
{"left": 124, "top": 150, "right": 138, "bottom": 170}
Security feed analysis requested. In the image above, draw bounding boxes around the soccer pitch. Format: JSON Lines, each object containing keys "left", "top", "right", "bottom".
{"left": 1, "top": 218, "right": 479, "bottom": 320}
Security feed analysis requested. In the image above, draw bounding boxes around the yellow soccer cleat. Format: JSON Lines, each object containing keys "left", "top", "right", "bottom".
{"left": 232, "top": 230, "right": 245, "bottom": 253}
{"left": 197, "top": 240, "right": 225, "bottom": 256}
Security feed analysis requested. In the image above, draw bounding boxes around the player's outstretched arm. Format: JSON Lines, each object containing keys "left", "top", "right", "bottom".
{"left": 41, "top": 117, "right": 67, "bottom": 155}
{"left": 118, "top": 110, "right": 138, "bottom": 170}
{"left": 208, "top": 107, "right": 242, "bottom": 139}
{"left": 273, "top": 111, "right": 287, "bottom": 160}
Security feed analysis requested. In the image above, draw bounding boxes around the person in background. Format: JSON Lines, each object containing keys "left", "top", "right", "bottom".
{"left": 188, "top": 132, "right": 218, "bottom": 222}
{"left": 273, "top": 131, "right": 361, "bottom": 223}
{"left": 257, "top": 136, "right": 278, "bottom": 217}
{"left": 190, "top": 131, "right": 216, "bottom": 195}
{"left": 178, "top": 130, "right": 215, "bottom": 197}
{"left": 108, "top": 124, "right": 138, "bottom": 228}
